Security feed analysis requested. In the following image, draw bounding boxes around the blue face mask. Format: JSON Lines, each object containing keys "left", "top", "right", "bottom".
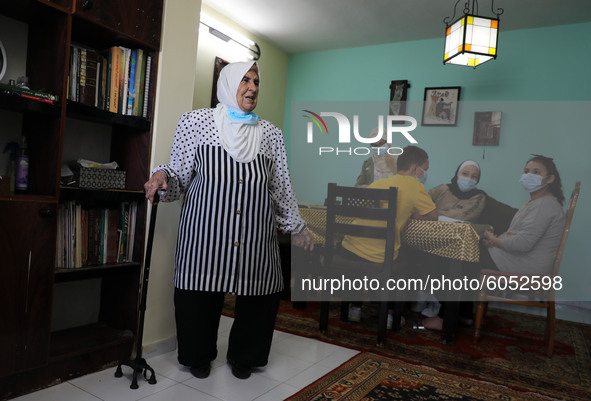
{"left": 226, "top": 106, "right": 259, "bottom": 125}
{"left": 519, "top": 173, "right": 546, "bottom": 192}
{"left": 415, "top": 166, "right": 428, "bottom": 185}
{"left": 457, "top": 176, "right": 477, "bottom": 192}
{"left": 371, "top": 144, "right": 389, "bottom": 156}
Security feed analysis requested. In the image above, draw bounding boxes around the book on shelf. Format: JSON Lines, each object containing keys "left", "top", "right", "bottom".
{"left": 55, "top": 201, "right": 137, "bottom": 268}
{"left": 74, "top": 204, "right": 83, "bottom": 268}
{"left": 120, "top": 47, "right": 130, "bottom": 114}
{"left": 99, "top": 53, "right": 108, "bottom": 110}
{"left": 94, "top": 59, "right": 101, "bottom": 108}
{"left": 0, "top": 83, "right": 59, "bottom": 103}
{"left": 133, "top": 49, "right": 144, "bottom": 116}
{"left": 127, "top": 201, "right": 137, "bottom": 261}
{"left": 143, "top": 54, "right": 152, "bottom": 118}
{"left": 126, "top": 48, "right": 137, "bottom": 116}
{"left": 106, "top": 207, "right": 121, "bottom": 264}
{"left": 107, "top": 46, "right": 121, "bottom": 113}
{"left": 79, "top": 48, "right": 98, "bottom": 107}
{"left": 118, "top": 202, "right": 130, "bottom": 262}
{"left": 69, "top": 46, "right": 79, "bottom": 101}
{"left": 86, "top": 207, "right": 102, "bottom": 266}
{"left": 62, "top": 43, "right": 151, "bottom": 116}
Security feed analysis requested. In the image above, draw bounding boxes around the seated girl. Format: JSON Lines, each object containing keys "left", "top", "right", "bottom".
{"left": 481, "top": 154, "right": 565, "bottom": 275}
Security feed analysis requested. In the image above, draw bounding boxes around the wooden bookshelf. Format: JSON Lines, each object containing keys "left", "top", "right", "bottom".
{"left": 0, "top": 1, "right": 162, "bottom": 398}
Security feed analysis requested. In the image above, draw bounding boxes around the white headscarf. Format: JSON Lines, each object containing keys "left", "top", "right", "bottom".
{"left": 212, "top": 61, "right": 262, "bottom": 163}
{"left": 369, "top": 127, "right": 397, "bottom": 179}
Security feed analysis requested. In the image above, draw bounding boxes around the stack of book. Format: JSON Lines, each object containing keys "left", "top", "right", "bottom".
{"left": 68, "top": 45, "right": 152, "bottom": 117}
{"left": 56, "top": 201, "right": 138, "bottom": 268}
{"left": 0, "top": 82, "right": 59, "bottom": 104}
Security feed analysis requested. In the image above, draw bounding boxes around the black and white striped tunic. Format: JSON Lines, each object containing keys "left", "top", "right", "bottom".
{"left": 154, "top": 109, "right": 306, "bottom": 296}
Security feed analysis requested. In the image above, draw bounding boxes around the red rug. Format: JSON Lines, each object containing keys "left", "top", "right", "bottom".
{"left": 223, "top": 296, "right": 591, "bottom": 400}
{"left": 286, "top": 352, "right": 560, "bottom": 401}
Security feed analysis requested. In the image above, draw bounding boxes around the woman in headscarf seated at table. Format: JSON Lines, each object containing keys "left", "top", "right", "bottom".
{"left": 413, "top": 160, "right": 488, "bottom": 321}
{"left": 429, "top": 160, "right": 487, "bottom": 222}
{"left": 419, "top": 155, "right": 565, "bottom": 331}
{"left": 355, "top": 128, "right": 398, "bottom": 187}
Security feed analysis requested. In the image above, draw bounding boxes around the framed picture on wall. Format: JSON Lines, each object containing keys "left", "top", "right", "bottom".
{"left": 473, "top": 111, "right": 502, "bottom": 145}
{"left": 210, "top": 56, "right": 229, "bottom": 108}
{"left": 421, "top": 86, "right": 461, "bottom": 126}
{"left": 389, "top": 80, "right": 410, "bottom": 117}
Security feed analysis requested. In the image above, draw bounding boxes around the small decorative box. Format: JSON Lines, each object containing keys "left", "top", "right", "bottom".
{"left": 73, "top": 167, "right": 126, "bottom": 190}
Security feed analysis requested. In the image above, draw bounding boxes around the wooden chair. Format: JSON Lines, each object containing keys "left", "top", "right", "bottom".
{"left": 474, "top": 181, "right": 580, "bottom": 357}
{"left": 319, "top": 183, "right": 404, "bottom": 346}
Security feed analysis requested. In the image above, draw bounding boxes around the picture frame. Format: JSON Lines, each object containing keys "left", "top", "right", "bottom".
{"left": 0, "top": 39, "right": 7, "bottom": 81}
{"left": 421, "top": 86, "right": 461, "bottom": 126}
{"left": 473, "top": 111, "right": 502, "bottom": 146}
{"left": 389, "top": 80, "right": 410, "bottom": 117}
{"left": 210, "top": 56, "right": 229, "bottom": 108}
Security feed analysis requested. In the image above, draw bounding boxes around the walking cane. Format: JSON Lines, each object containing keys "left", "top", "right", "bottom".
{"left": 115, "top": 188, "right": 166, "bottom": 389}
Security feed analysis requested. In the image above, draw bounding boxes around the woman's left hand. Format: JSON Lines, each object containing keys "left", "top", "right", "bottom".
{"left": 292, "top": 229, "right": 315, "bottom": 251}
{"left": 482, "top": 230, "right": 500, "bottom": 248}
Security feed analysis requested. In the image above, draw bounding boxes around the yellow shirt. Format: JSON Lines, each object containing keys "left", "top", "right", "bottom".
{"left": 341, "top": 175, "right": 436, "bottom": 263}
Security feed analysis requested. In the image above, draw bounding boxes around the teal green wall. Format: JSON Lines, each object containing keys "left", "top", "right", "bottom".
{"left": 284, "top": 22, "right": 591, "bottom": 302}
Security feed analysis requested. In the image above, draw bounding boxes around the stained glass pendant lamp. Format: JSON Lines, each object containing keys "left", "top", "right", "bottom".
{"left": 443, "top": 0, "right": 504, "bottom": 68}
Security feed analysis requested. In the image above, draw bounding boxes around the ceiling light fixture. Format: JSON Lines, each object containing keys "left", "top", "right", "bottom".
{"left": 200, "top": 13, "right": 261, "bottom": 60}
{"left": 443, "top": 0, "right": 503, "bottom": 68}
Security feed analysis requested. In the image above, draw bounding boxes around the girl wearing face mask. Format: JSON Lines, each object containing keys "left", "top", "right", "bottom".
{"left": 428, "top": 160, "right": 487, "bottom": 222}
{"left": 482, "top": 155, "right": 565, "bottom": 275}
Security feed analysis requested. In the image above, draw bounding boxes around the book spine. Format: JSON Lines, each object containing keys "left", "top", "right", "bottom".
{"left": 105, "top": 52, "right": 112, "bottom": 111}
{"left": 133, "top": 49, "right": 144, "bottom": 116}
{"left": 109, "top": 46, "right": 120, "bottom": 113}
{"left": 80, "top": 48, "right": 98, "bottom": 107}
{"left": 142, "top": 55, "right": 152, "bottom": 118}
{"left": 20, "top": 94, "right": 55, "bottom": 104}
{"left": 78, "top": 48, "right": 87, "bottom": 104}
{"left": 95, "top": 60, "right": 101, "bottom": 108}
{"left": 0, "top": 83, "right": 60, "bottom": 102}
{"left": 126, "top": 49, "right": 137, "bottom": 115}
{"left": 118, "top": 47, "right": 129, "bottom": 115}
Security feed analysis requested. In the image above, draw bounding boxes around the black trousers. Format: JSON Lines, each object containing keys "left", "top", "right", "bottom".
{"left": 174, "top": 288, "right": 281, "bottom": 368}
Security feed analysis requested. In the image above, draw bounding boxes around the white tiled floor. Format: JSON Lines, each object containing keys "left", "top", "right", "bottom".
{"left": 12, "top": 304, "right": 591, "bottom": 401}
{"left": 12, "top": 315, "right": 359, "bottom": 401}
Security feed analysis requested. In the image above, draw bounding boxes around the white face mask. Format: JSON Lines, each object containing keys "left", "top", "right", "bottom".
{"left": 457, "top": 176, "right": 477, "bottom": 192}
{"left": 519, "top": 173, "right": 547, "bottom": 192}
{"left": 371, "top": 144, "right": 389, "bottom": 157}
{"left": 415, "top": 166, "right": 427, "bottom": 184}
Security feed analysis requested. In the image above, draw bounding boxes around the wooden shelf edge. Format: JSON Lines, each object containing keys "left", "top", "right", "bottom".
{"left": 0, "top": 194, "right": 57, "bottom": 203}
{"left": 54, "top": 263, "right": 141, "bottom": 282}
{"left": 71, "top": 13, "right": 160, "bottom": 51}
{"left": 49, "top": 323, "right": 134, "bottom": 360}
{"left": 66, "top": 100, "right": 152, "bottom": 130}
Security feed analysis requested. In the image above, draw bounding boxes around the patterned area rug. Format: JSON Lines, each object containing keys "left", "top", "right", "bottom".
{"left": 286, "top": 352, "right": 558, "bottom": 401}
{"left": 223, "top": 296, "right": 591, "bottom": 400}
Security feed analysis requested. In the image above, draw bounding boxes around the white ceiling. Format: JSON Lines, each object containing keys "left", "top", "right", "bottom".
{"left": 202, "top": 0, "right": 591, "bottom": 54}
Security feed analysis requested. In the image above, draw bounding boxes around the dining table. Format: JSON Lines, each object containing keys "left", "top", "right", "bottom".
{"left": 298, "top": 205, "right": 486, "bottom": 344}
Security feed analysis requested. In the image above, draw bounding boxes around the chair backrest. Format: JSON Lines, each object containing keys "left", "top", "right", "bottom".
{"left": 324, "top": 183, "right": 397, "bottom": 267}
{"left": 550, "top": 181, "right": 580, "bottom": 277}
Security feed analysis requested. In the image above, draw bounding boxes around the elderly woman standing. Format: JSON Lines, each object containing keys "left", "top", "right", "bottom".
{"left": 144, "top": 61, "right": 313, "bottom": 380}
